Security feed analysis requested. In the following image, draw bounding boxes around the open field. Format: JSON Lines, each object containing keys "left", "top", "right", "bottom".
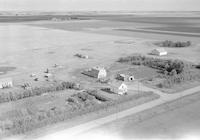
{"left": 145, "top": 26, "right": 200, "bottom": 33}
{"left": 115, "top": 28, "right": 200, "bottom": 37}
{"left": 83, "top": 15, "right": 200, "bottom": 26}
{"left": 0, "top": 15, "right": 87, "bottom": 23}
{"left": 27, "top": 17, "right": 200, "bottom": 64}
{"left": 30, "top": 15, "right": 200, "bottom": 33}
{"left": 88, "top": 91, "right": 200, "bottom": 139}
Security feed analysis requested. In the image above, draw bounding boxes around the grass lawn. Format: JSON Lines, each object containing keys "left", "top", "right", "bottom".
{"left": 109, "top": 63, "right": 158, "bottom": 80}
{"left": 144, "top": 26, "right": 200, "bottom": 33}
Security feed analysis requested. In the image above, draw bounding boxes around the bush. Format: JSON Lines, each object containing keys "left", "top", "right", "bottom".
{"left": 161, "top": 40, "right": 191, "bottom": 48}
{"left": 158, "top": 69, "right": 200, "bottom": 88}
{"left": 118, "top": 55, "right": 188, "bottom": 75}
{"left": 196, "top": 64, "right": 200, "bottom": 69}
{"left": 86, "top": 89, "right": 110, "bottom": 102}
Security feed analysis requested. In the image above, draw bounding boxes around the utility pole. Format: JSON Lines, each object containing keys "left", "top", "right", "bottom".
{"left": 138, "top": 80, "right": 139, "bottom": 94}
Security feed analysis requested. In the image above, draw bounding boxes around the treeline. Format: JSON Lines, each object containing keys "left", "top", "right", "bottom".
{"left": 118, "top": 55, "right": 200, "bottom": 88}
{"left": 0, "top": 91, "right": 157, "bottom": 135}
{"left": 161, "top": 40, "right": 191, "bottom": 48}
{"left": 118, "top": 55, "right": 189, "bottom": 74}
{"left": 158, "top": 69, "right": 200, "bottom": 88}
{"left": 196, "top": 64, "right": 200, "bottom": 69}
{"left": 0, "top": 81, "right": 81, "bottom": 104}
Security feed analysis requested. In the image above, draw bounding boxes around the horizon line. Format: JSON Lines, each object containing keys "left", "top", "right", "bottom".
{"left": 0, "top": 10, "right": 200, "bottom": 12}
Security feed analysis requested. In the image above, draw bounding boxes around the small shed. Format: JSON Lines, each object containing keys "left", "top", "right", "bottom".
{"left": 44, "top": 73, "right": 53, "bottom": 78}
{"left": 0, "top": 78, "right": 13, "bottom": 89}
{"left": 82, "top": 67, "right": 107, "bottom": 79}
{"left": 30, "top": 73, "right": 36, "bottom": 77}
{"left": 151, "top": 48, "right": 167, "bottom": 56}
{"left": 116, "top": 74, "right": 135, "bottom": 82}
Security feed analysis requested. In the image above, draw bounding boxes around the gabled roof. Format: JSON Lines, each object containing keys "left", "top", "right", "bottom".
{"left": 82, "top": 67, "right": 104, "bottom": 77}
{"left": 119, "top": 83, "right": 128, "bottom": 89}
{"left": 110, "top": 82, "right": 128, "bottom": 89}
{"left": 91, "top": 66, "right": 105, "bottom": 71}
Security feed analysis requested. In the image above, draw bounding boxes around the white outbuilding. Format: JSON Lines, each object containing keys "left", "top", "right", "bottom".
{"left": 82, "top": 66, "right": 107, "bottom": 79}
{"left": 151, "top": 48, "right": 168, "bottom": 56}
{"left": 0, "top": 78, "right": 13, "bottom": 89}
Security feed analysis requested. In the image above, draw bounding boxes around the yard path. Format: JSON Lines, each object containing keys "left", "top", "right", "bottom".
{"left": 30, "top": 85, "right": 200, "bottom": 140}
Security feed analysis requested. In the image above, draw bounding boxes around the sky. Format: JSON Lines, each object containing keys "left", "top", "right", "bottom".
{"left": 0, "top": 0, "right": 200, "bottom": 11}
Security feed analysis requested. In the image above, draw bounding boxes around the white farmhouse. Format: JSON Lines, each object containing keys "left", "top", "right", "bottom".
{"left": 118, "top": 83, "right": 128, "bottom": 95}
{"left": 151, "top": 48, "right": 167, "bottom": 56}
{"left": 0, "top": 78, "right": 13, "bottom": 89}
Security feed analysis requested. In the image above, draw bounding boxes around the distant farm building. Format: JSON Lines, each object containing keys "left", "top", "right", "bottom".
{"left": 151, "top": 48, "right": 167, "bottom": 56}
{"left": 51, "top": 17, "right": 72, "bottom": 22}
{"left": 0, "top": 78, "right": 13, "bottom": 89}
{"left": 74, "top": 53, "right": 89, "bottom": 59}
{"left": 116, "top": 74, "right": 135, "bottom": 82}
{"left": 51, "top": 18, "right": 61, "bottom": 22}
{"left": 82, "top": 67, "right": 107, "bottom": 79}
{"left": 30, "top": 73, "right": 36, "bottom": 77}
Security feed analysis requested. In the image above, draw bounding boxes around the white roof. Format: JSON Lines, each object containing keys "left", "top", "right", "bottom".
{"left": 92, "top": 66, "right": 105, "bottom": 71}
{"left": 113, "top": 82, "right": 128, "bottom": 88}
{"left": 119, "top": 83, "right": 128, "bottom": 88}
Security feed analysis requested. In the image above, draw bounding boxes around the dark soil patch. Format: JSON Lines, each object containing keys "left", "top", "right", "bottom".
{"left": 47, "top": 51, "right": 55, "bottom": 54}
{"left": 0, "top": 66, "right": 16, "bottom": 75}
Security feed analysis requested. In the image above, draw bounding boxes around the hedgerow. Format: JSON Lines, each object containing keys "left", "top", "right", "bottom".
{"left": 0, "top": 81, "right": 81, "bottom": 104}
